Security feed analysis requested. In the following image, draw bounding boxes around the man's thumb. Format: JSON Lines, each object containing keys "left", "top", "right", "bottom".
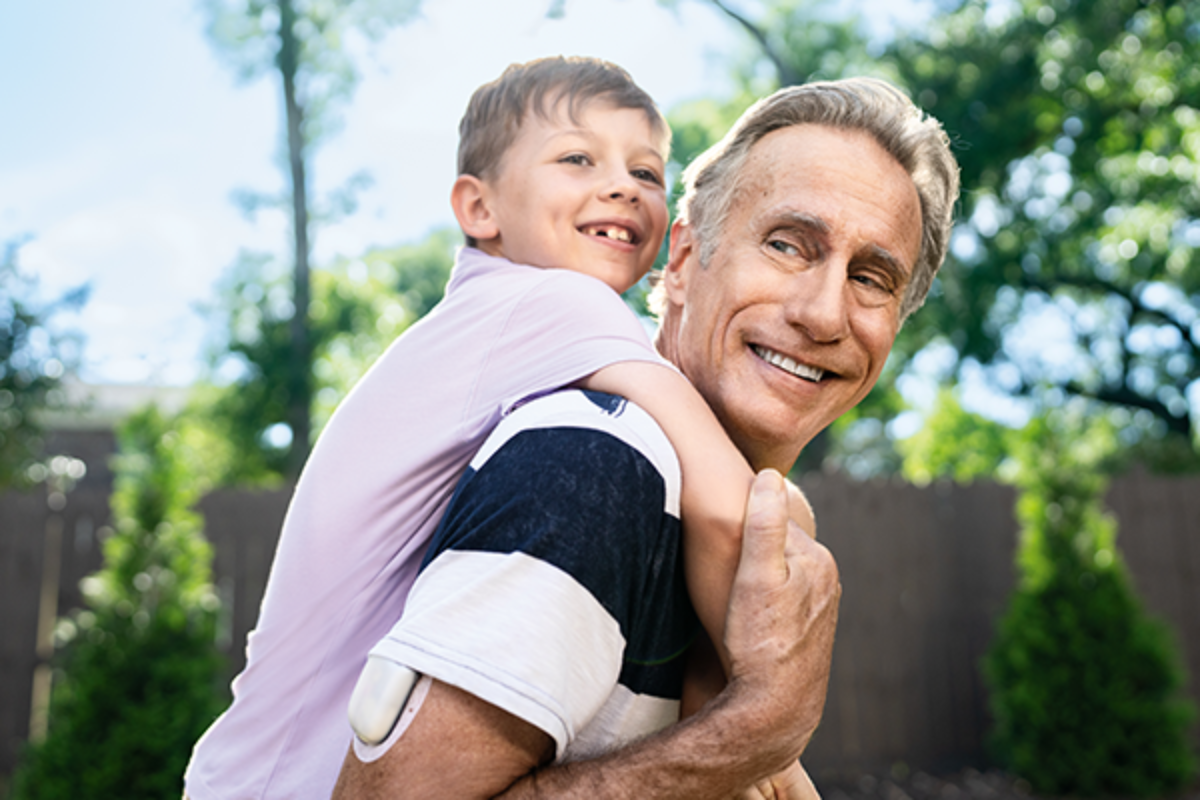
{"left": 739, "top": 469, "right": 790, "bottom": 584}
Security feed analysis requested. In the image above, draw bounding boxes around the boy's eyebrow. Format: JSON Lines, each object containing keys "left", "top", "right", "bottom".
{"left": 544, "top": 127, "right": 666, "bottom": 162}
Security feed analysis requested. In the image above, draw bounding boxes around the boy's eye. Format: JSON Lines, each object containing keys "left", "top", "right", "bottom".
{"left": 560, "top": 153, "right": 591, "bottom": 166}
{"left": 632, "top": 167, "right": 664, "bottom": 187}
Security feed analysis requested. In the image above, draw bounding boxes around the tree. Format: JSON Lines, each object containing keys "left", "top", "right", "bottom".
{"left": 680, "top": 0, "right": 1200, "bottom": 472}
{"left": 200, "top": 227, "right": 457, "bottom": 485}
{"left": 983, "top": 407, "right": 1194, "bottom": 796}
{"left": 888, "top": 0, "right": 1200, "bottom": 464}
{"left": 897, "top": 387, "right": 1014, "bottom": 484}
{"left": 0, "top": 239, "right": 87, "bottom": 488}
{"left": 202, "top": 0, "right": 421, "bottom": 477}
{"left": 12, "top": 407, "right": 226, "bottom": 800}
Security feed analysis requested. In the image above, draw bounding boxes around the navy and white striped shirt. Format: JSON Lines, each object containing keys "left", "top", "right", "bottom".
{"left": 370, "top": 390, "right": 700, "bottom": 760}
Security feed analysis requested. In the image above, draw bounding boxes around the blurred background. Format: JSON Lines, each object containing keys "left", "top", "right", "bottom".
{"left": 2, "top": 0, "right": 1198, "bottom": 798}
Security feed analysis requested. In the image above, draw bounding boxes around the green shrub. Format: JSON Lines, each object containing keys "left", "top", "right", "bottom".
{"left": 12, "top": 406, "right": 226, "bottom": 800}
{"left": 984, "top": 413, "right": 1195, "bottom": 796}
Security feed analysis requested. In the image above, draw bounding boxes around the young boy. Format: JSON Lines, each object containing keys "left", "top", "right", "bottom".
{"left": 185, "top": 57, "right": 814, "bottom": 800}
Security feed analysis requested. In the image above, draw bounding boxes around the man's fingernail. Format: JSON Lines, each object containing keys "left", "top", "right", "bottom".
{"left": 754, "top": 469, "right": 784, "bottom": 494}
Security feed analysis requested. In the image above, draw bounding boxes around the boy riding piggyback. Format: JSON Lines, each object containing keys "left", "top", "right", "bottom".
{"left": 185, "top": 57, "right": 815, "bottom": 800}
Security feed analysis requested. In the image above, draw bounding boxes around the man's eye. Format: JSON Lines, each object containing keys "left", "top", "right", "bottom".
{"left": 560, "top": 153, "right": 590, "bottom": 166}
{"left": 632, "top": 168, "right": 664, "bottom": 187}
{"left": 767, "top": 239, "right": 800, "bottom": 257}
{"left": 851, "top": 272, "right": 895, "bottom": 295}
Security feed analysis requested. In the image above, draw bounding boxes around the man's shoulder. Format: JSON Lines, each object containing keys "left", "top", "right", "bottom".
{"left": 475, "top": 389, "right": 681, "bottom": 510}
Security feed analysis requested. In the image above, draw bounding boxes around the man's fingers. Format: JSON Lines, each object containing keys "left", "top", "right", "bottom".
{"left": 738, "top": 469, "right": 791, "bottom": 586}
{"left": 785, "top": 479, "right": 817, "bottom": 540}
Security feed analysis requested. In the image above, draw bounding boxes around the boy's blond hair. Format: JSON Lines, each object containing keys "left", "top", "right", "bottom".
{"left": 457, "top": 56, "right": 670, "bottom": 248}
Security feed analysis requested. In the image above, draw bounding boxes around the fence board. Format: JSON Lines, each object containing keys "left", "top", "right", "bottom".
{"left": 2, "top": 472, "right": 1197, "bottom": 785}
{"left": 0, "top": 487, "right": 109, "bottom": 780}
{"left": 799, "top": 475, "right": 1020, "bottom": 781}
{"left": 1107, "top": 474, "right": 1200, "bottom": 701}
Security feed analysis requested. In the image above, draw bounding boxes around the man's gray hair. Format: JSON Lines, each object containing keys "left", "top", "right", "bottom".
{"left": 674, "top": 77, "right": 960, "bottom": 323}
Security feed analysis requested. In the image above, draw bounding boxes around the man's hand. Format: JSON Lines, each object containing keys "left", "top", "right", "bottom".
{"left": 720, "top": 469, "right": 841, "bottom": 774}
{"left": 333, "top": 468, "right": 840, "bottom": 799}
{"left": 741, "top": 760, "right": 820, "bottom": 800}
{"left": 785, "top": 478, "right": 816, "bottom": 539}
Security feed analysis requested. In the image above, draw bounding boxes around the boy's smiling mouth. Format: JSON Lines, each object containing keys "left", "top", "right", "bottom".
{"left": 752, "top": 344, "right": 826, "bottom": 382}
{"left": 581, "top": 223, "right": 637, "bottom": 244}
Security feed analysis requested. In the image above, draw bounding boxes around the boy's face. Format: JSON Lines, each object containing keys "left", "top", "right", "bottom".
{"left": 476, "top": 98, "right": 669, "bottom": 294}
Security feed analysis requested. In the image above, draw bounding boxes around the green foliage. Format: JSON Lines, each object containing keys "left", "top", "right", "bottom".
{"left": 887, "top": 0, "right": 1200, "bottom": 452}
{"left": 12, "top": 406, "right": 225, "bottom": 800}
{"left": 203, "top": 0, "right": 424, "bottom": 479}
{"left": 899, "top": 388, "right": 1014, "bottom": 484}
{"left": 984, "top": 408, "right": 1195, "bottom": 796}
{"left": 0, "top": 240, "right": 87, "bottom": 488}
{"left": 198, "top": 228, "right": 457, "bottom": 485}
{"left": 694, "top": 0, "right": 1200, "bottom": 472}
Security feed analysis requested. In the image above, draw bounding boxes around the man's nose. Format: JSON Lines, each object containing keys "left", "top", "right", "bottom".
{"left": 784, "top": 264, "right": 851, "bottom": 343}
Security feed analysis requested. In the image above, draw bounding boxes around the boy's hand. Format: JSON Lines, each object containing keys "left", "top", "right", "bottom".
{"left": 785, "top": 478, "right": 816, "bottom": 540}
{"left": 740, "top": 760, "right": 820, "bottom": 800}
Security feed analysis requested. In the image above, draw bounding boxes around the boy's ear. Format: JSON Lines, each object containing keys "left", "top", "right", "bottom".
{"left": 451, "top": 174, "right": 500, "bottom": 243}
{"left": 662, "top": 219, "right": 696, "bottom": 305}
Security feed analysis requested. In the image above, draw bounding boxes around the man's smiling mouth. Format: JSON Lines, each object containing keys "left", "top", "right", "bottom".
{"left": 752, "top": 345, "right": 825, "bottom": 382}
{"left": 581, "top": 224, "right": 636, "bottom": 244}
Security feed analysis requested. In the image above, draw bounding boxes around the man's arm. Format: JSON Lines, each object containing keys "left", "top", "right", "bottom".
{"left": 333, "top": 470, "right": 840, "bottom": 799}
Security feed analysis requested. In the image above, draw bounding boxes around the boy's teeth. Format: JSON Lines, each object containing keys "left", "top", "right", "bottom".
{"left": 753, "top": 345, "right": 825, "bottom": 382}
{"left": 584, "top": 225, "right": 632, "bottom": 243}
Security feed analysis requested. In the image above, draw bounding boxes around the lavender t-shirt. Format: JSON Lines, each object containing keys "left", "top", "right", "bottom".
{"left": 184, "top": 248, "right": 663, "bottom": 800}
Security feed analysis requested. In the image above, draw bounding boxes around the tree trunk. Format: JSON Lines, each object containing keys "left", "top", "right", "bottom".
{"left": 277, "top": 0, "right": 312, "bottom": 479}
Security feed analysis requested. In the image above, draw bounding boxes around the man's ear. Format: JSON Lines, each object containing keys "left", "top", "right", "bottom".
{"left": 662, "top": 219, "right": 696, "bottom": 305}
{"left": 451, "top": 175, "right": 499, "bottom": 243}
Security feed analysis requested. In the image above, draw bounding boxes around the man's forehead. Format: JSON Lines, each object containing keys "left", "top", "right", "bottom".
{"left": 737, "top": 124, "right": 922, "bottom": 269}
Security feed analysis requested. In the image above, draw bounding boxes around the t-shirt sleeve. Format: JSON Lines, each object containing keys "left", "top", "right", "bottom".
{"left": 476, "top": 270, "right": 666, "bottom": 416}
{"left": 368, "top": 392, "right": 694, "bottom": 758}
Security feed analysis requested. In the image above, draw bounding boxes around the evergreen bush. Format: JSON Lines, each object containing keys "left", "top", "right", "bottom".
{"left": 12, "top": 406, "right": 226, "bottom": 800}
{"left": 984, "top": 413, "right": 1195, "bottom": 796}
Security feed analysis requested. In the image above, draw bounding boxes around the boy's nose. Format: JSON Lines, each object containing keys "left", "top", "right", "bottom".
{"left": 601, "top": 169, "right": 639, "bottom": 203}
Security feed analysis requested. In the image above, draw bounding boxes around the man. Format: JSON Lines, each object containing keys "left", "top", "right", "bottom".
{"left": 335, "top": 77, "right": 959, "bottom": 797}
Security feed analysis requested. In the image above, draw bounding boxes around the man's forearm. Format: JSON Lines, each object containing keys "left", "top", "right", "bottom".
{"left": 499, "top": 683, "right": 811, "bottom": 800}
{"left": 334, "top": 471, "right": 840, "bottom": 800}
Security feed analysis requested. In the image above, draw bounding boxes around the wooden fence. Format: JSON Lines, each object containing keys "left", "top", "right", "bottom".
{"left": 1, "top": 473, "right": 1197, "bottom": 785}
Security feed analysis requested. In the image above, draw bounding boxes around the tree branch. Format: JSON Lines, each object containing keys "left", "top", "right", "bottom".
{"left": 1065, "top": 380, "right": 1191, "bottom": 438}
{"left": 704, "top": 0, "right": 804, "bottom": 86}
{"left": 1022, "top": 272, "right": 1200, "bottom": 362}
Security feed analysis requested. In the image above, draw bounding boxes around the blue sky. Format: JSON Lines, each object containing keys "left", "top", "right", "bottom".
{"left": 1, "top": 0, "right": 927, "bottom": 387}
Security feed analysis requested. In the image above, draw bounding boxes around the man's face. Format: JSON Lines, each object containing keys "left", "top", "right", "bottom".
{"left": 661, "top": 124, "right": 923, "bottom": 471}
{"left": 476, "top": 99, "right": 669, "bottom": 294}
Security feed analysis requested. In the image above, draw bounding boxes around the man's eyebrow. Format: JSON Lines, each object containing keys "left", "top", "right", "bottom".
{"left": 768, "top": 211, "right": 831, "bottom": 257}
{"left": 764, "top": 209, "right": 912, "bottom": 283}
{"left": 859, "top": 243, "right": 912, "bottom": 286}
{"left": 773, "top": 211, "right": 831, "bottom": 236}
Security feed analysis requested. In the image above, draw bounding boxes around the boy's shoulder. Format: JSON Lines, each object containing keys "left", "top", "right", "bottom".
{"left": 452, "top": 248, "right": 632, "bottom": 313}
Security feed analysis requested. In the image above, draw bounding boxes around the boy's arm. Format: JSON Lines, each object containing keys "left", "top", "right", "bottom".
{"left": 586, "top": 362, "right": 823, "bottom": 800}
{"left": 581, "top": 361, "right": 816, "bottom": 669}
